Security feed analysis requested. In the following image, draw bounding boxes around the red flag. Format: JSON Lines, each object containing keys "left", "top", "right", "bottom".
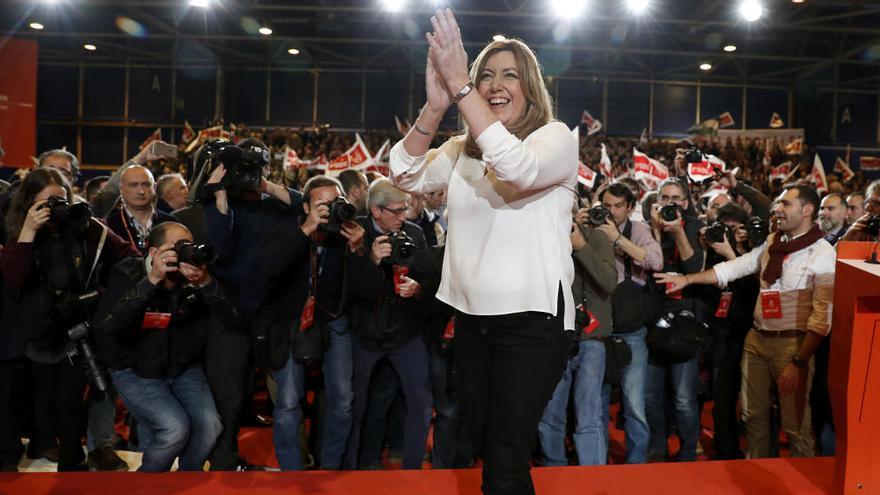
{"left": 810, "top": 154, "right": 828, "bottom": 193}
{"left": 139, "top": 128, "right": 162, "bottom": 150}
{"left": 834, "top": 157, "right": 855, "bottom": 182}
{"left": 785, "top": 138, "right": 803, "bottom": 155}
{"left": 367, "top": 139, "right": 392, "bottom": 175}
{"left": 199, "top": 125, "right": 223, "bottom": 140}
{"left": 326, "top": 134, "right": 374, "bottom": 176}
{"left": 687, "top": 154, "right": 726, "bottom": 182}
{"left": 718, "top": 111, "right": 735, "bottom": 128}
{"left": 181, "top": 120, "right": 195, "bottom": 144}
{"left": 769, "top": 161, "right": 798, "bottom": 184}
{"left": 633, "top": 148, "right": 669, "bottom": 190}
{"left": 860, "top": 156, "right": 880, "bottom": 171}
{"left": 770, "top": 112, "right": 785, "bottom": 129}
{"left": 580, "top": 110, "right": 603, "bottom": 136}
{"left": 283, "top": 146, "right": 307, "bottom": 171}
{"left": 577, "top": 162, "right": 596, "bottom": 188}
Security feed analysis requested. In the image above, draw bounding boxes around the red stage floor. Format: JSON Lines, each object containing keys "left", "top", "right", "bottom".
{"left": 0, "top": 457, "right": 834, "bottom": 494}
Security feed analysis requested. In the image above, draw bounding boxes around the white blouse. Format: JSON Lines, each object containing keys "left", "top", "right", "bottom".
{"left": 389, "top": 120, "right": 579, "bottom": 330}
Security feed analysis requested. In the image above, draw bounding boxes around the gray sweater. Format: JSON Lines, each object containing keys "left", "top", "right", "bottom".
{"left": 572, "top": 226, "right": 618, "bottom": 340}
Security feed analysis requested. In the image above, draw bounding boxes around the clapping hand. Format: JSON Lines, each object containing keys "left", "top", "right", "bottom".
{"left": 425, "top": 9, "right": 470, "bottom": 98}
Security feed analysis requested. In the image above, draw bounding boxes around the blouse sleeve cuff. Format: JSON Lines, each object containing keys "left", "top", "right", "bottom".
{"left": 389, "top": 142, "right": 428, "bottom": 177}
{"left": 474, "top": 121, "right": 514, "bottom": 163}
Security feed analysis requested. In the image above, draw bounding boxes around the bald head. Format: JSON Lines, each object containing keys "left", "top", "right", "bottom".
{"left": 121, "top": 165, "right": 156, "bottom": 210}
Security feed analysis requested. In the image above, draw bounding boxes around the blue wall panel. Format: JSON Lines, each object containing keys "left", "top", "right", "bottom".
{"left": 37, "top": 65, "right": 78, "bottom": 120}
{"left": 224, "top": 68, "right": 267, "bottom": 125}
{"left": 837, "top": 92, "right": 877, "bottom": 146}
{"left": 269, "top": 70, "right": 313, "bottom": 125}
{"left": 556, "top": 78, "right": 603, "bottom": 129}
{"left": 606, "top": 81, "right": 649, "bottom": 137}
{"left": 653, "top": 84, "right": 696, "bottom": 137}
{"left": 317, "top": 72, "right": 364, "bottom": 128}
{"left": 700, "top": 86, "right": 741, "bottom": 127}
{"left": 130, "top": 68, "right": 172, "bottom": 122}
{"left": 747, "top": 88, "right": 787, "bottom": 129}
{"left": 83, "top": 67, "right": 125, "bottom": 121}
{"left": 175, "top": 67, "right": 216, "bottom": 124}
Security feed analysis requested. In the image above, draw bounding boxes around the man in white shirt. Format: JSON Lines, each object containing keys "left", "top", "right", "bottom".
{"left": 656, "top": 184, "right": 834, "bottom": 458}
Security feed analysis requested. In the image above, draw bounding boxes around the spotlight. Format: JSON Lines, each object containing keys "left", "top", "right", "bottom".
{"left": 381, "top": 0, "right": 406, "bottom": 12}
{"left": 29, "top": 22, "right": 44, "bottom": 30}
{"left": 550, "top": 0, "right": 587, "bottom": 18}
{"left": 739, "top": 1, "right": 763, "bottom": 22}
{"left": 723, "top": 44, "right": 737, "bottom": 52}
{"left": 791, "top": 0, "right": 804, "bottom": 3}
{"left": 83, "top": 44, "right": 97, "bottom": 51}
{"left": 699, "top": 63, "right": 712, "bottom": 71}
{"left": 287, "top": 48, "right": 300, "bottom": 55}
{"left": 258, "top": 26, "right": 273, "bottom": 36}
{"left": 493, "top": 34, "right": 506, "bottom": 41}
{"left": 625, "top": 0, "right": 650, "bottom": 14}
{"left": 189, "top": 0, "right": 210, "bottom": 7}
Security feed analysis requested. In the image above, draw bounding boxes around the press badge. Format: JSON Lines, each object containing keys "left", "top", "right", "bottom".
{"left": 393, "top": 265, "right": 409, "bottom": 295}
{"left": 760, "top": 290, "right": 783, "bottom": 319}
{"left": 715, "top": 292, "right": 732, "bottom": 318}
{"left": 141, "top": 312, "right": 172, "bottom": 330}
{"left": 300, "top": 296, "right": 316, "bottom": 332}
{"left": 576, "top": 303, "right": 600, "bottom": 335}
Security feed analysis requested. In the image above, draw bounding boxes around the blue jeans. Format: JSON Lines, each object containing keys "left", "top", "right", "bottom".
{"left": 601, "top": 328, "right": 650, "bottom": 464}
{"left": 320, "top": 315, "right": 354, "bottom": 469}
{"left": 111, "top": 366, "right": 222, "bottom": 472}
{"left": 271, "top": 355, "right": 306, "bottom": 470}
{"left": 344, "top": 335, "right": 432, "bottom": 470}
{"left": 645, "top": 354, "right": 700, "bottom": 461}
{"left": 539, "top": 339, "right": 606, "bottom": 466}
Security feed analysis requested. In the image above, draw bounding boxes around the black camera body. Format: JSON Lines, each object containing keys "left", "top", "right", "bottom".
{"left": 385, "top": 230, "right": 417, "bottom": 266}
{"left": 219, "top": 144, "right": 269, "bottom": 191}
{"left": 660, "top": 204, "right": 682, "bottom": 222}
{"left": 865, "top": 215, "right": 880, "bottom": 238}
{"left": 586, "top": 205, "right": 611, "bottom": 226}
{"left": 704, "top": 221, "right": 730, "bottom": 244}
{"left": 747, "top": 216, "right": 769, "bottom": 247}
{"left": 684, "top": 146, "right": 703, "bottom": 165}
{"left": 174, "top": 239, "right": 216, "bottom": 266}
{"left": 43, "top": 197, "right": 91, "bottom": 233}
{"left": 321, "top": 197, "right": 358, "bottom": 234}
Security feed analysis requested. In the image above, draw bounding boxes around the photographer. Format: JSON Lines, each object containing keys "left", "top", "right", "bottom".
{"left": 94, "top": 223, "right": 224, "bottom": 472}
{"left": 594, "top": 183, "right": 663, "bottom": 464}
{"left": 538, "top": 207, "right": 618, "bottom": 466}
{"left": 343, "top": 179, "right": 436, "bottom": 470}
{"left": 700, "top": 203, "right": 758, "bottom": 459}
{"left": 842, "top": 179, "right": 880, "bottom": 242}
{"left": 646, "top": 176, "right": 705, "bottom": 462}
{"left": 1, "top": 168, "right": 136, "bottom": 471}
{"left": 202, "top": 137, "right": 303, "bottom": 471}
{"left": 259, "top": 176, "right": 365, "bottom": 471}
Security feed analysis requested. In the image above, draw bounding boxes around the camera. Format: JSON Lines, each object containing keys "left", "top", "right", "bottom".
{"left": 865, "top": 215, "right": 880, "bottom": 238}
{"left": 67, "top": 322, "right": 109, "bottom": 393}
{"left": 586, "top": 205, "right": 610, "bottom": 226}
{"left": 42, "top": 197, "right": 91, "bottom": 233}
{"left": 173, "top": 239, "right": 216, "bottom": 266}
{"left": 660, "top": 204, "right": 681, "bottom": 222}
{"left": 321, "top": 197, "right": 358, "bottom": 233}
{"left": 219, "top": 144, "right": 269, "bottom": 190}
{"left": 386, "top": 230, "right": 417, "bottom": 266}
{"left": 684, "top": 146, "right": 703, "bottom": 165}
{"left": 747, "top": 216, "right": 769, "bottom": 247}
{"left": 704, "top": 221, "right": 730, "bottom": 244}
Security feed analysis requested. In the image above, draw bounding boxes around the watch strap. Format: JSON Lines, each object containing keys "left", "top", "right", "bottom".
{"left": 453, "top": 81, "right": 475, "bottom": 103}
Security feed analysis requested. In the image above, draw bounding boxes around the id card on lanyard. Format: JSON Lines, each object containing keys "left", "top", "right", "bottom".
{"left": 715, "top": 292, "right": 732, "bottom": 318}
{"left": 760, "top": 290, "right": 783, "bottom": 319}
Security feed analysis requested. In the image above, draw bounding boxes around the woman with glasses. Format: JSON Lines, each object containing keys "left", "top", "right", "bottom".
{"left": 389, "top": 9, "right": 578, "bottom": 495}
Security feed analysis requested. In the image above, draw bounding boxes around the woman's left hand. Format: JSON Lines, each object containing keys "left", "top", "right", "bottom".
{"left": 426, "top": 9, "right": 470, "bottom": 94}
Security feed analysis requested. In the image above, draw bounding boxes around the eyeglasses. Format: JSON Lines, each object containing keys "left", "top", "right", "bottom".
{"left": 380, "top": 206, "right": 408, "bottom": 216}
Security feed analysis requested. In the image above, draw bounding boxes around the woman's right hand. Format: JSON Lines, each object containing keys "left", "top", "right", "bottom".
{"left": 425, "top": 52, "right": 453, "bottom": 114}
{"left": 19, "top": 200, "right": 51, "bottom": 242}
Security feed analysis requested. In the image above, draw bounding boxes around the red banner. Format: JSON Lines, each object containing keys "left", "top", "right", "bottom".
{"left": 0, "top": 38, "right": 37, "bottom": 168}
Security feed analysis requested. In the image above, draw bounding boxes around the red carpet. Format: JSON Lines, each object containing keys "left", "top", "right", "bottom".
{"left": 0, "top": 457, "right": 834, "bottom": 494}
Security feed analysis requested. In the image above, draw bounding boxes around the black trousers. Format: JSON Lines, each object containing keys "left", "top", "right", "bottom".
{"left": 32, "top": 359, "right": 87, "bottom": 470}
{"left": 204, "top": 326, "right": 251, "bottom": 470}
{"left": 0, "top": 357, "right": 29, "bottom": 466}
{"left": 454, "top": 291, "right": 572, "bottom": 495}
{"left": 707, "top": 321, "right": 745, "bottom": 459}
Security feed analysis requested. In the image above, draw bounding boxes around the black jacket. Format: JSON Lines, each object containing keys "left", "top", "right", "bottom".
{"left": 346, "top": 217, "right": 438, "bottom": 351}
{"left": 94, "top": 257, "right": 241, "bottom": 379}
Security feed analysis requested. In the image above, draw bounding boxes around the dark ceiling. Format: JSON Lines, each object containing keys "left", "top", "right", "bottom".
{"left": 3, "top": 0, "right": 880, "bottom": 89}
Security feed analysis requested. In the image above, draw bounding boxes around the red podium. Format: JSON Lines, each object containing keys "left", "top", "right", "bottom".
{"left": 830, "top": 241, "right": 880, "bottom": 494}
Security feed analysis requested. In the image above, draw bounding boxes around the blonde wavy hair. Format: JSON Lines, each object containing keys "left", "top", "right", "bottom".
{"left": 463, "top": 38, "right": 555, "bottom": 159}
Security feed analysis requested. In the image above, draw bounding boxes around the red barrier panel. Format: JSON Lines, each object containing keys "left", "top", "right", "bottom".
{"left": 0, "top": 37, "right": 38, "bottom": 168}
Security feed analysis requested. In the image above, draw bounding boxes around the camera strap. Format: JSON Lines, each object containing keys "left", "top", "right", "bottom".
{"left": 84, "top": 223, "right": 108, "bottom": 290}
{"left": 621, "top": 220, "right": 633, "bottom": 281}
{"left": 308, "top": 244, "right": 348, "bottom": 321}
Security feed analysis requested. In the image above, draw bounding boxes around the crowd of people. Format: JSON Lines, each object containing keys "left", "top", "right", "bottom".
{"left": 2, "top": 9, "right": 880, "bottom": 495}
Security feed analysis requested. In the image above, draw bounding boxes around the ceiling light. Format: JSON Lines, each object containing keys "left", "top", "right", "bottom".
{"left": 258, "top": 26, "right": 272, "bottom": 36}
{"left": 493, "top": 34, "right": 506, "bottom": 42}
{"left": 625, "top": 0, "right": 650, "bottom": 14}
{"left": 792, "top": 0, "right": 804, "bottom": 3}
{"left": 83, "top": 44, "right": 97, "bottom": 51}
{"left": 739, "top": 1, "right": 763, "bottom": 22}
{"left": 287, "top": 48, "right": 300, "bottom": 55}
{"left": 29, "top": 22, "right": 44, "bottom": 30}
{"left": 381, "top": 0, "right": 406, "bottom": 12}
{"left": 550, "top": 0, "right": 587, "bottom": 18}
{"left": 699, "top": 63, "right": 712, "bottom": 71}
{"left": 723, "top": 44, "right": 737, "bottom": 52}
{"left": 189, "top": 0, "right": 210, "bottom": 7}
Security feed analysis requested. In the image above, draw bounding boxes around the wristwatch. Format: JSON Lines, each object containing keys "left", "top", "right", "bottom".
{"left": 791, "top": 355, "right": 807, "bottom": 368}
{"left": 453, "top": 81, "right": 475, "bottom": 103}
